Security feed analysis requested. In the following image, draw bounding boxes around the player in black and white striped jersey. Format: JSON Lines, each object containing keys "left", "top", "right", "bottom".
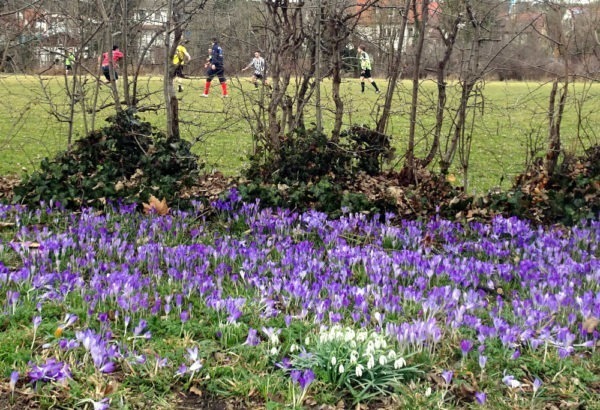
{"left": 242, "top": 51, "right": 269, "bottom": 90}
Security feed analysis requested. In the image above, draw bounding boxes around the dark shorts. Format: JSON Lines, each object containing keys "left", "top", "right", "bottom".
{"left": 254, "top": 73, "right": 264, "bottom": 80}
{"left": 102, "top": 66, "right": 118, "bottom": 81}
{"left": 65, "top": 65, "right": 72, "bottom": 71}
{"left": 361, "top": 69, "right": 372, "bottom": 79}
{"left": 174, "top": 64, "right": 185, "bottom": 78}
{"left": 207, "top": 66, "right": 226, "bottom": 83}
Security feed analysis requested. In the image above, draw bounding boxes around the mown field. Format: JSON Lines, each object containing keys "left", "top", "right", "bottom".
{"left": 1, "top": 74, "right": 598, "bottom": 194}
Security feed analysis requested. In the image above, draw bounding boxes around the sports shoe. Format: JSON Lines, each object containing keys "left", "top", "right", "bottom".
{"left": 375, "top": 90, "right": 380, "bottom": 94}
{"left": 222, "top": 94, "right": 229, "bottom": 98}
{"left": 178, "top": 85, "right": 183, "bottom": 92}
{"left": 201, "top": 94, "right": 209, "bottom": 98}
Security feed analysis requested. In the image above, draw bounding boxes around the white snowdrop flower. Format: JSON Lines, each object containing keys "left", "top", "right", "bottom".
{"left": 270, "top": 334, "right": 280, "bottom": 345}
{"left": 387, "top": 350, "right": 397, "bottom": 360}
{"left": 357, "top": 331, "right": 368, "bottom": 342}
{"left": 305, "top": 336, "right": 310, "bottom": 345}
{"left": 355, "top": 364, "right": 364, "bottom": 377}
{"left": 338, "top": 364, "right": 345, "bottom": 374}
{"left": 350, "top": 351, "right": 359, "bottom": 364}
{"left": 374, "top": 312, "right": 381, "bottom": 323}
{"left": 366, "top": 341, "right": 375, "bottom": 354}
{"left": 374, "top": 338, "right": 382, "bottom": 350}
{"left": 425, "top": 387, "right": 432, "bottom": 397}
{"left": 344, "top": 329, "right": 355, "bottom": 342}
{"left": 379, "top": 355, "right": 387, "bottom": 366}
{"left": 380, "top": 339, "right": 388, "bottom": 349}
{"left": 394, "top": 357, "right": 406, "bottom": 369}
{"left": 331, "top": 356, "right": 337, "bottom": 366}
{"left": 270, "top": 347, "right": 279, "bottom": 356}
{"left": 367, "top": 355, "right": 375, "bottom": 369}
{"left": 290, "top": 344, "right": 298, "bottom": 353}
{"left": 349, "top": 340, "right": 357, "bottom": 349}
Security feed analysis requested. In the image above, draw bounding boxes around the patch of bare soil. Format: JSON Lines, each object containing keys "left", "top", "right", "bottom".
{"left": 0, "top": 387, "right": 39, "bottom": 410}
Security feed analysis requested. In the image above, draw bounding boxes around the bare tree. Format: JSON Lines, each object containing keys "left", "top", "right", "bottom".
{"left": 376, "top": 0, "right": 411, "bottom": 135}
{"left": 0, "top": 0, "right": 49, "bottom": 73}
{"left": 252, "top": 0, "right": 379, "bottom": 151}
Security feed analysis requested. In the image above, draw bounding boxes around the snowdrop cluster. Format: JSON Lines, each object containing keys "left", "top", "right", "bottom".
{"left": 287, "top": 325, "right": 418, "bottom": 401}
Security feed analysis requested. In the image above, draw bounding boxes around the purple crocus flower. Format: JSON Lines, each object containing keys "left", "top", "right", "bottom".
{"left": 175, "top": 363, "right": 188, "bottom": 376}
{"left": 91, "top": 398, "right": 110, "bottom": 410}
{"left": 478, "top": 355, "right": 487, "bottom": 370}
{"left": 244, "top": 328, "right": 260, "bottom": 346}
{"left": 460, "top": 339, "right": 473, "bottom": 356}
{"left": 186, "top": 346, "right": 199, "bottom": 362}
{"left": 290, "top": 369, "right": 301, "bottom": 384}
{"left": 290, "top": 369, "right": 315, "bottom": 390}
{"left": 9, "top": 371, "right": 18, "bottom": 391}
{"left": 133, "top": 319, "right": 148, "bottom": 337}
{"left": 180, "top": 310, "right": 190, "bottom": 323}
{"left": 299, "top": 369, "right": 315, "bottom": 389}
{"left": 441, "top": 370, "right": 453, "bottom": 385}
{"left": 532, "top": 377, "right": 542, "bottom": 394}
{"left": 98, "top": 361, "right": 116, "bottom": 374}
{"left": 28, "top": 358, "right": 71, "bottom": 383}
{"left": 502, "top": 372, "right": 522, "bottom": 388}
{"left": 475, "top": 391, "right": 486, "bottom": 404}
{"left": 276, "top": 357, "right": 292, "bottom": 370}
{"left": 63, "top": 313, "right": 78, "bottom": 328}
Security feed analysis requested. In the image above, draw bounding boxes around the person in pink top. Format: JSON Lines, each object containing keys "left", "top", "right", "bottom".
{"left": 99, "top": 45, "right": 124, "bottom": 81}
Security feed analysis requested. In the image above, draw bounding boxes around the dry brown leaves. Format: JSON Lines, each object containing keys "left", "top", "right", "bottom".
{"left": 179, "top": 172, "right": 236, "bottom": 202}
{"left": 583, "top": 316, "right": 599, "bottom": 333}
{"left": 0, "top": 175, "right": 20, "bottom": 201}
{"left": 142, "top": 195, "right": 170, "bottom": 216}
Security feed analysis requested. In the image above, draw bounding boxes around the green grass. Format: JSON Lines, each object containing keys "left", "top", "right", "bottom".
{"left": 1, "top": 74, "right": 598, "bottom": 194}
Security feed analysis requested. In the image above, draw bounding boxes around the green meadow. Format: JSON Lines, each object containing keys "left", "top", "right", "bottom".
{"left": 1, "top": 74, "right": 598, "bottom": 194}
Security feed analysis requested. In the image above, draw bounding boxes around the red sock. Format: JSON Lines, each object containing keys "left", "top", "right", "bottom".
{"left": 221, "top": 82, "right": 228, "bottom": 96}
{"left": 204, "top": 81, "right": 210, "bottom": 95}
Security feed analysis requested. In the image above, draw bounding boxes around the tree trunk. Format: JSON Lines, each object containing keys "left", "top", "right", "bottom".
{"left": 376, "top": 0, "right": 411, "bottom": 134}
{"left": 440, "top": 80, "right": 475, "bottom": 175}
{"left": 406, "top": 0, "right": 429, "bottom": 178}
{"left": 97, "top": 0, "right": 122, "bottom": 113}
{"left": 545, "top": 78, "right": 567, "bottom": 175}
{"left": 424, "top": 14, "right": 461, "bottom": 168}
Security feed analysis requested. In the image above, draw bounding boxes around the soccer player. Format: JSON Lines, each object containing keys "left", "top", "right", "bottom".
{"left": 357, "top": 45, "right": 380, "bottom": 94}
{"left": 99, "top": 45, "right": 124, "bottom": 82}
{"left": 65, "top": 49, "right": 75, "bottom": 75}
{"left": 173, "top": 40, "right": 191, "bottom": 92}
{"left": 202, "top": 38, "right": 228, "bottom": 97}
{"left": 242, "top": 50, "right": 268, "bottom": 90}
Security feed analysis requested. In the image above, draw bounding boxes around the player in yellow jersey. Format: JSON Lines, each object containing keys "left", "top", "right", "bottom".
{"left": 357, "top": 45, "right": 380, "bottom": 94}
{"left": 173, "top": 40, "right": 191, "bottom": 92}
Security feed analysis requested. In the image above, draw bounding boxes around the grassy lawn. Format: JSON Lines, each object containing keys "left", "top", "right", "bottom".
{"left": 1, "top": 74, "right": 598, "bottom": 194}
